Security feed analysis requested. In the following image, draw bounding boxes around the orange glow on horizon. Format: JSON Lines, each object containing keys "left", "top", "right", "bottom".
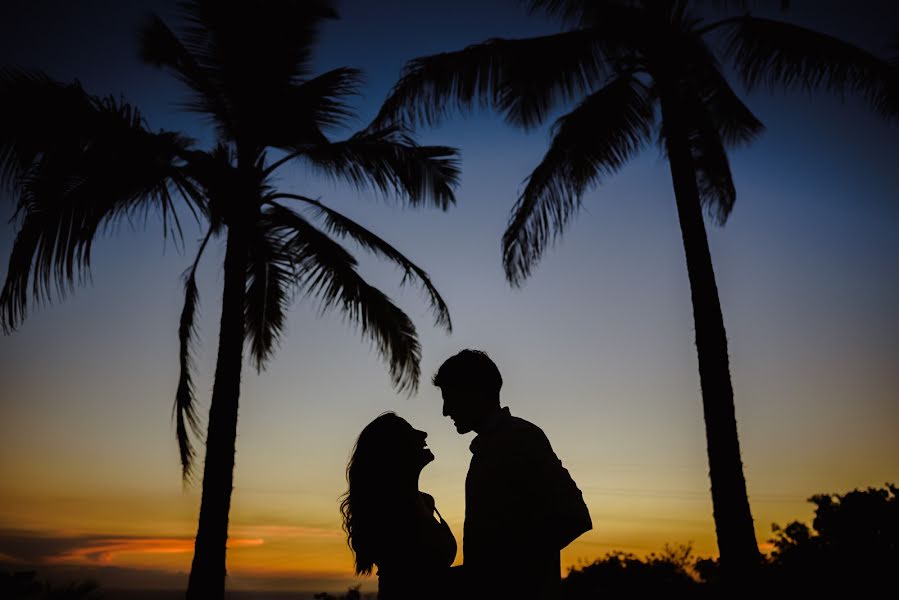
{"left": 758, "top": 541, "right": 776, "bottom": 554}
{"left": 44, "top": 536, "right": 264, "bottom": 566}
{"left": 230, "top": 524, "right": 342, "bottom": 539}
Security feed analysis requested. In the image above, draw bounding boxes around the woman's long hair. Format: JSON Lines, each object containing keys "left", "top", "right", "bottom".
{"left": 340, "top": 412, "right": 417, "bottom": 575}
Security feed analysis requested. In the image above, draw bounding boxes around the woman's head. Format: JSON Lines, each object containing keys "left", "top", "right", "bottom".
{"left": 340, "top": 413, "right": 433, "bottom": 574}
{"left": 352, "top": 412, "right": 433, "bottom": 475}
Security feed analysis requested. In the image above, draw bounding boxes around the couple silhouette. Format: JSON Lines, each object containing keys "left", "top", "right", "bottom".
{"left": 341, "top": 350, "right": 593, "bottom": 600}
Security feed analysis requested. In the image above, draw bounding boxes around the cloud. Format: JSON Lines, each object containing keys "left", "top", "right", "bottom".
{"left": 50, "top": 536, "right": 264, "bottom": 565}
{"left": 0, "top": 528, "right": 364, "bottom": 592}
{"left": 0, "top": 530, "right": 84, "bottom": 564}
{"left": 0, "top": 529, "right": 262, "bottom": 566}
{"left": 0, "top": 551, "right": 25, "bottom": 564}
{"left": 229, "top": 524, "right": 341, "bottom": 539}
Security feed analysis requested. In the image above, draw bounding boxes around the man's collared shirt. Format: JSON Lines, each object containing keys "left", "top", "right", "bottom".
{"left": 464, "top": 407, "right": 592, "bottom": 598}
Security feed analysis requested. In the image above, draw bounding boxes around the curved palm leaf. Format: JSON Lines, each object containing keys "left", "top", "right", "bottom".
{"left": 0, "top": 71, "right": 194, "bottom": 332}
{"left": 244, "top": 219, "right": 295, "bottom": 372}
{"left": 0, "top": 69, "right": 91, "bottom": 188}
{"left": 682, "top": 35, "right": 765, "bottom": 146}
{"left": 261, "top": 204, "right": 422, "bottom": 393}
{"left": 177, "top": 0, "right": 338, "bottom": 80}
{"left": 142, "top": 0, "right": 340, "bottom": 140}
{"left": 139, "top": 13, "right": 224, "bottom": 119}
{"left": 679, "top": 91, "right": 737, "bottom": 223}
{"left": 503, "top": 75, "right": 655, "bottom": 285}
{"left": 375, "top": 29, "right": 607, "bottom": 130}
{"left": 266, "top": 193, "right": 451, "bottom": 332}
{"left": 297, "top": 126, "right": 460, "bottom": 210}
{"left": 529, "top": 0, "right": 671, "bottom": 58}
{"left": 692, "top": 0, "right": 791, "bottom": 11}
{"left": 724, "top": 16, "right": 899, "bottom": 119}
{"left": 175, "top": 226, "right": 215, "bottom": 480}
{"left": 261, "top": 68, "right": 363, "bottom": 150}
{"left": 526, "top": 0, "right": 604, "bottom": 24}
{"left": 696, "top": 66, "right": 765, "bottom": 147}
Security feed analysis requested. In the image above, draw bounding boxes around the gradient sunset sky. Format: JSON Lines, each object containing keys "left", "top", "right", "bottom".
{"left": 1, "top": 0, "right": 897, "bottom": 593}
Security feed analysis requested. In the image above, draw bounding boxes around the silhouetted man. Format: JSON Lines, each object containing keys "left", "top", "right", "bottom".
{"left": 433, "top": 349, "right": 592, "bottom": 599}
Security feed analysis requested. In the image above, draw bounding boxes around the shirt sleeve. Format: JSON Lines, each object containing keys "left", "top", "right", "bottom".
{"left": 504, "top": 426, "right": 593, "bottom": 550}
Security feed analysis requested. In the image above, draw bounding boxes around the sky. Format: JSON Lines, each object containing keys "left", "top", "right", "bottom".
{"left": 0, "top": 0, "right": 897, "bottom": 594}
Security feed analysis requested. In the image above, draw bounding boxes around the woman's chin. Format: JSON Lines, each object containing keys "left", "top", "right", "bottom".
{"left": 421, "top": 448, "right": 435, "bottom": 465}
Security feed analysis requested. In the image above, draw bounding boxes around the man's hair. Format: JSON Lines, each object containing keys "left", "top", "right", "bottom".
{"left": 432, "top": 349, "right": 503, "bottom": 399}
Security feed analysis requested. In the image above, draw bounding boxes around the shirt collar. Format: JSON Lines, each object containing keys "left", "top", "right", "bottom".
{"left": 469, "top": 406, "right": 511, "bottom": 453}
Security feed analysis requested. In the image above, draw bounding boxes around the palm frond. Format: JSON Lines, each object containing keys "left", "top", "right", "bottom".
{"left": 699, "top": 68, "right": 765, "bottom": 146}
{"left": 681, "top": 93, "right": 737, "bottom": 223}
{"left": 261, "top": 67, "right": 363, "bottom": 149}
{"left": 267, "top": 194, "right": 451, "bottom": 332}
{"left": 177, "top": 0, "right": 338, "bottom": 80}
{"left": 0, "top": 70, "right": 193, "bottom": 332}
{"left": 692, "top": 0, "right": 790, "bottom": 11}
{"left": 374, "top": 29, "right": 607, "bottom": 130}
{"left": 526, "top": 0, "right": 641, "bottom": 27}
{"left": 682, "top": 35, "right": 765, "bottom": 146}
{"left": 287, "top": 67, "right": 362, "bottom": 131}
{"left": 503, "top": 75, "right": 655, "bottom": 285}
{"left": 724, "top": 16, "right": 899, "bottom": 119}
{"left": 262, "top": 204, "right": 422, "bottom": 393}
{"left": 174, "top": 227, "right": 214, "bottom": 481}
{"left": 139, "top": 13, "right": 225, "bottom": 120}
{"left": 297, "top": 126, "right": 460, "bottom": 210}
{"left": 244, "top": 221, "right": 295, "bottom": 371}
{"left": 142, "top": 1, "right": 340, "bottom": 140}
{"left": 526, "top": 0, "right": 594, "bottom": 23}
{"left": 0, "top": 69, "right": 92, "bottom": 188}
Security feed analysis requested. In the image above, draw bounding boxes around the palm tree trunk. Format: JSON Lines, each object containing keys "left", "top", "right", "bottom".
{"left": 659, "top": 94, "right": 760, "bottom": 580}
{"left": 186, "top": 222, "right": 248, "bottom": 600}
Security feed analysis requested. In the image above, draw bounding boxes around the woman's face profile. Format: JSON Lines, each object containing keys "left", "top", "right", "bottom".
{"left": 389, "top": 415, "right": 434, "bottom": 471}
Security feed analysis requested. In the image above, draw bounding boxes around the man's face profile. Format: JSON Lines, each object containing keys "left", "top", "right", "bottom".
{"left": 441, "top": 386, "right": 478, "bottom": 434}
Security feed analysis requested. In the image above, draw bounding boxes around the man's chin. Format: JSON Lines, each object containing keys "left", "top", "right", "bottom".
{"left": 454, "top": 422, "right": 472, "bottom": 434}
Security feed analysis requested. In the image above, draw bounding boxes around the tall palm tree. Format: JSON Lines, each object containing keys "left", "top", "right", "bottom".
{"left": 374, "top": 0, "right": 897, "bottom": 579}
{"left": 0, "top": 1, "right": 459, "bottom": 597}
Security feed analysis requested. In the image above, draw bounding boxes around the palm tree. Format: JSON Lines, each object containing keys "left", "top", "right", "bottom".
{"left": 0, "top": 1, "right": 459, "bottom": 597}
{"left": 374, "top": 0, "right": 897, "bottom": 579}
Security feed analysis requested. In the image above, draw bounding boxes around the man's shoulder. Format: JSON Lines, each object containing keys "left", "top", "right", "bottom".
{"left": 505, "top": 414, "right": 542, "bottom": 433}
{"left": 494, "top": 414, "right": 552, "bottom": 449}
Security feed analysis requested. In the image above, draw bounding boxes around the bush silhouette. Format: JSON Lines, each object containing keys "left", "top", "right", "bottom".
{"left": 765, "top": 483, "right": 898, "bottom": 593}
{"left": 562, "top": 545, "right": 701, "bottom": 598}
{"left": 314, "top": 585, "right": 364, "bottom": 600}
{"left": 0, "top": 572, "right": 102, "bottom": 600}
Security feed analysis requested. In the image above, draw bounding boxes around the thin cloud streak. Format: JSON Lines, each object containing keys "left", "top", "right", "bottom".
{"left": 230, "top": 525, "right": 342, "bottom": 539}
{"left": 0, "top": 529, "right": 363, "bottom": 592}
{"left": 49, "top": 537, "right": 265, "bottom": 565}
{"left": 0, "top": 530, "right": 263, "bottom": 566}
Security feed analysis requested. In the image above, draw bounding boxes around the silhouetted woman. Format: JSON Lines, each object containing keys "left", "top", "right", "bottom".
{"left": 341, "top": 413, "right": 457, "bottom": 599}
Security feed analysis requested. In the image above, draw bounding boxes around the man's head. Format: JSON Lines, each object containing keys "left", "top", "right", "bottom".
{"left": 432, "top": 349, "right": 502, "bottom": 434}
